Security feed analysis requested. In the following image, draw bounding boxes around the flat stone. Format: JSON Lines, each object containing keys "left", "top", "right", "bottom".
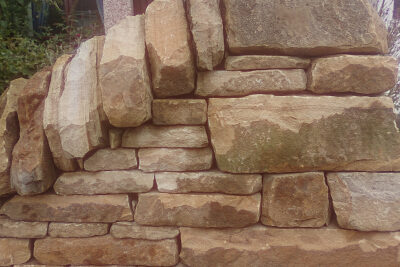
{"left": 196, "top": 70, "right": 306, "bottom": 97}
{"left": 11, "top": 71, "right": 57, "bottom": 195}
{"left": 14, "top": 259, "right": 62, "bottom": 267}
{"left": 54, "top": 170, "right": 153, "bottom": 195}
{"left": 187, "top": 0, "right": 224, "bottom": 70}
{"left": 110, "top": 222, "right": 179, "bottom": 240}
{"left": 156, "top": 171, "right": 262, "bottom": 195}
{"left": 327, "top": 172, "right": 400, "bottom": 231}
{"left": 152, "top": 99, "right": 207, "bottom": 125}
{"left": 225, "top": 55, "right": 311, "bottom": 70}
{"left": 145, "top": 0, "right": 195, "bottom": 97}
{"left": 0, "top": 215, "right": 47, "bottom": 238}
{"left": 109, "top": 128, "right": 123, "bottom": 149}
{"left": 180, "top": 225, "right": 400, "bottom": 267}
{"left": 34, "top": 235, "right": 179, "bottom": 266}
{"left": 208, "top": 95, "right": 400, "bottom": 173}
{"left": 223, "top": 0, "right": 388, "bottom": 56}
{"left": 100, "top": 16, "right": 152, "bottom": 127}
{"left": 0, "top": 238, "right": 31, "bottom": 266}
{"left": 135, "top": 192, "right": 260, "bottom": 227}
{"left": 308, "top": 55, "right": 399, "bottom": 94}
{"left": 48, "top": 223, "right": 108, "bottom": 238}
{"left": 139, "top": 148, "right": 213, "bottom": 172}
{"left": 262, "top": 172, "right": 330, "bottom": 228}
{"left": 84, "top": 148, "right": 137, "bottom": 171}
{"left": 103, "top": 0, "right": 133, "bottom": 33}
{"left": 0, "top": 194, "right": 133, "bottom": 222}
{"left": 122, "top": 125, "right": 208, "bottom": 148}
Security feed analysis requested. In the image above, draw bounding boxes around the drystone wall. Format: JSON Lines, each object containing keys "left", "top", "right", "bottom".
{"left": 0, "top": 0, "right": 400, "bottom": 266}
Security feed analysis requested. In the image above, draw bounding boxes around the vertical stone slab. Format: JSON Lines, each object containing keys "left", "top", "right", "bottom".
{"left": 103, "top": 0, "right": 134, "bottom": 33}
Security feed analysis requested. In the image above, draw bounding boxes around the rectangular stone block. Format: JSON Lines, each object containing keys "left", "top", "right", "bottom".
{"left": 48, "top": 223, "right": 108, "bottom": 238}
{"left": 84, "top": 148, "right": 137, "bottom": 171}
{"left": 0, "top": 238, "right": 31, "bottom": 266}
{"left": 0, "top": 216, "right": 47, "bottom": 238}
{"left": 225, "top": 55, "right": 311, "bottom": 70}
{"left": 110, "top": 222, "right": 179, "bottom": 240}
{"left": 152, "top": 99, "right": 207, "bottom": 125}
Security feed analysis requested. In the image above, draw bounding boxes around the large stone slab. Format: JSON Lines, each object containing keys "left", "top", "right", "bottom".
{"left": 309, "top": 55, "right": 399, "bottom": 94}
{"left": 110, "top": 222, "right": 179, "bottom": 240}
{"left": 100, "top": 16, "right": 152, "bottom": 127}
{"left": 0, "top": 194, "right": 133, "bottom": 222}
{"left": 262, "top": 172, "right": 330, "bottom": 227}
{"left": 208, "top": 95, "right": 400, "bottom": 173}
{"left": 135, "top": 192, "right": 260, "bottom": 227}
{"left": 180, "top": 226, "right": 400, "bottom": 267}
{"left": 223, "top": 0, "right": 388, "bottom": 56}
{"left": 156, "top": 171, "right": 262, "bottom": 195}
{"left": 196, "top": 70, "right": 306, "bottom": 97}
{"left": 327, "top": 172, "right": 400, "bottom": 231}
{"left": 145, "top": 0, "right": 195, "bottom": 97}
{"left": 84, "top": 148, "right": 137, "bottom": 171}
{"left": 11, "top": 71, "right": 57, "bottom": 195}
{"left": 0, "top": 215, "right": 47, "bottom": 238}
{"left": 54, "top": 170, "right": 153, "bottom": 195}
{"left": 0, "top": 238, "right": 31, "bottom": 266}
{"left": 34, "top": 235, "right": 179, "bottom": 266}
{"left": 225, "top": 55, "right": 311, "bottom": 70}
{"left": 152, "top": 99, "right": 207, "bottom": 125}
{"left": 48, "top": 223, "right": 108, "bottom": 238}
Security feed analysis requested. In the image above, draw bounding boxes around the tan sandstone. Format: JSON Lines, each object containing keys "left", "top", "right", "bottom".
{"left": 0, "top": 215, "right": 47, "bottom": 238}
{"left": 109, "top": 128, "right": 123, "bottom": 149}
{"left": 110, "top": 222, "right": 179, "bottom": 240}
{"left": 48, "top": 223, "right": 108, "bottom": 238}
{"left": 0, "top": 238, "right": 31, "bottom": 266}
{"left": 152, "top": 99, "right": 207, "bottom": 125}
{"left": 225, "top": 55, "right": 311, "bottom": 70}
{"left": 84, "top": 148, "right": 137, "bottom": 171}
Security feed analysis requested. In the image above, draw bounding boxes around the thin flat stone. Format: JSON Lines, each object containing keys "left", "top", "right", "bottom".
{"left": 0, "top": 216, "right": 47, "bottom": 238}
{"left": 48, "top": 223, "right": 108, "bottom": 238}
{"left": 225, "top": 56, "right": 311, "bottom": 70}
{"left": 84, "top": 148, "right": 137, "bottom": 171}
{"left": 110, "top": 222, "right": 179, "bottom": 240}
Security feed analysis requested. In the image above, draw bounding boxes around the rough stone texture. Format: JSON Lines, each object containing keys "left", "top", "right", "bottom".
{"left": 152, "top": 99, "right": 207, "bottom": 125}
{"left": 100, "top": 16, "right": 152, "bottom": 128}
{"left": 34, "top": 235, "right": 179, "bottom": 266}
{"left": 14, "top": 259, "right": 62, "bottom": 267}
{"left": 0, "top": 238, "right": 30, "bottom": 266}
{"left": 327, "top": 172, "right": 400, "bottom": 231}
{"left": 84, "top": 148, "right": 137, "bottom": 171}
{"left": 135, "top": 192, "right": 260, "bottom": 227}
{"left": 223, "top": 0, "right": 388, "bottom": 56}
{"left": 180, "top": 226, "right": 400, "bottom": 267}
{"left": 139, "top": 148, "right": 213, "bottom": 172}
{"left": 48, "top": 223, "right": 108, "bottom": 238}
{"left": 187, "top": 0, "right": 224, "bottom": 70}
{"left": 0, "top": 194, "right": 133, "bottom": 222}
{"left": 103, "top": 0, "right": 133, "bottom": 33}
{"left": 111, "top": 222, "right": 179, "bottom": 240}
{"left": 208, "top": 95, "right": 400, "bottom": 173}
{"left": 308, "top": 55, "right": 399, "bottom": 94}
{"left": 262, "top": 172, "right": 330, "bottom": 228}
{"left": 225, "top": 56, "right": 311, "bottom": 70}
{"left": 109, "top": 128, "right": 123, "bottom": 149}
{"left": 145, "top": 0, "right": 195, "bottom": 97}
{"left": 196, "top": 70, "right": 306, "bottom": 97}
{"left": 0, "top": 215, "right": 47, "bottom": 238}
{"left": 0, "top": 78, "right": 27, "bottom": 196}
{"left": 11, "top": 70, "right": 57, "bottom": 196}
{"left": 54, "top": 170, "right": 153, "bottom": 195}
{"left": 122, "top": 125, "right": 208, "bottom": 148}
{"left": 156, "top": 171, "right": 262, "bottom": 195}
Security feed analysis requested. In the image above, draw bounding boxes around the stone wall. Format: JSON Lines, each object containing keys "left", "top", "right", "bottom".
{"left": 0, "top": 0, "right": 400, "bottom": 266}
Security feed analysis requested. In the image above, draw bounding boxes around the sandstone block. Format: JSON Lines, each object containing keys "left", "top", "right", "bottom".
{"left": 0, "top": 238, "right": 30, "bottom": 266}
{"left": 14, "top": 259, "right": 62, "bottom": 267}
{"left": 225, "top": 55, "right": 311, "bottom": 70}
{"left": 0, "top": 216, "right": 47, "bottom": 238}
{"left": 110, "top": 222, "right": 179, "bottom": 240}
{"left": 103, "top": 0, "right": 133, "bottom": 33}
{"left": 208, "top": 95, "right": 400, "bottom": 173}
{"left": 152, "top": 99, "right": 207, "bottom": 125}
{"left": 48, "top": 223, "right": 108, "bottom": 238}
{"left": 135, "top": 192, "right": 260, "bottom": 227}
{"left": 84, "top": 148, "right": 137, "bottom": 171}
{"left": 109, "top": 128, "right": 123, "bottom": 149}
{"left": 145, "top": 0, "right": 195, "bottom": 97}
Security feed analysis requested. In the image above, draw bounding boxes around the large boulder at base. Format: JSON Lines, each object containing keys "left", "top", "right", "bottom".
{"left": 48, "top": 222, "right": 108, "bottom": 238}
{"left": 327, "top": 172, "right": 400, "bottom": 231}
{"left": 225, "top": 55, "right": 311, "bottom": 70}
{"left": 0, "top": 238, "right": 31, "bottom": 266}
{"left": 152, "top": 99, "right": 207, "bottom": 125}
{"left": 100, "top": 16, "right": 152, "bottom": 128}
{"left": 11, "top": 71, "right": 57, "bottom": 195}
{"left": 208, "top": 95, "right": 400, "bottom": 173}
{"left": 145, "top": 0, "right": 195, "bottom": 97}
{"left": 223, "top": 0, "right": 388, "bottom": 56}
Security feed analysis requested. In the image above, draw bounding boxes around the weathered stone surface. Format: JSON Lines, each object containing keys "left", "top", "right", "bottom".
{"left": 109, "top": 128, "right": 123, "bottom": 149}
{"left": 0, "top": 194, "right": 133, "bottom": 222}
{"left": 0, "top": 78, "right": 27, "bottom": 196}
{"left": 100, "top": 16, "right": 152, "bottom": 127}
{"left": 208, "top": 95, "right": 400, "bottom": 173}
{"left": 152, "top": 99, "right": 207, "bottom": 125}
{"left": 187, "top": 0, "right": 224, "bottom": 70}
{"left": 84, "top": 148, "right": 137, "bottom": 171}
{"left": 327, "top": 172, "right": 400, "bottom": 231}
{"left": 43, "top": 55, "right": 77, "bottom": 172}
{"left": 135, "top": 192, "right": 260, "bottom": 227}
{"left": 11, "top": 70, "right": 57, "bottom": 195}
{"left": 111, "top": 222, "right": 179, "bottom": 240}
{"left": 225, "top": 56, "right": 311, "bottom": 70}
{"left": 196, "top": 70, "right": 306, "bottom": 97}
{"left": 156, "top": 171, "right": 262, "bottom": 195}
{"left": 223, "top": 0, "right": 388, "bottom": 56}
{"left": 0, "top": 238, "right": 30, "bottom": 266}
{"left": 103, "top": 0, "right": 133, "bottom": 33}
{"left": 262, "top": 172, "right": 330, "bottom": 228}
{"left": 309, "top": 55, "right": 399, "bottom": 94}
{"left": 54, "top": 170, "right": 153, "bottom": 195}
{"left": 180, "top": 226, "right": 400, "bottom": 267}
{"left": 0, "top": 215, "right": 47, "bottom": 238}
{"left": 139, "top": 148, "right": 213, "bottom": 172}
{"left": 48, "top": 223, "right": 108, "bottom": 238}
{"left": 34, "top": 235, "right": 179, "bottom": 266}
{"left": 145, "top": 0, "right": 195, "bottom": 97}
{"left": 14, "top": 259, "right": 62, "bottom": 267}
{"left": 122, "top": 125, "right": 208, "bottom": 148}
